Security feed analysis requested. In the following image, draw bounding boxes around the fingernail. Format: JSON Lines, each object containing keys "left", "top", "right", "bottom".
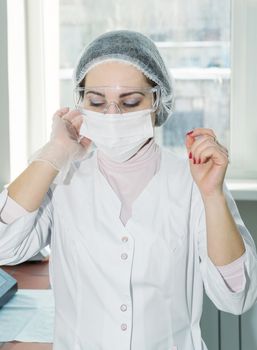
{"left": 189, "top": 152, "right": 192, "bottom": 159}
{"left": 186, "top": 130, "right": 194, "bottom": 135}
{"left": 198, "top": 158, "right": 201, "bottom": 164}
{"left": 193, "top": 157, "right": 196, "bottom": 164}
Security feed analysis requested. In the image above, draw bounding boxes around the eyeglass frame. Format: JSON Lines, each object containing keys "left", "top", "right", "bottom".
{"left": 73, "top": 85, "right": 161, "bottom": 114}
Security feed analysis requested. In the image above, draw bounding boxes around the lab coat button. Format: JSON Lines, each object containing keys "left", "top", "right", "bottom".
{"left": 121, "top": 236, "right": 128, "bottom": 242}
{"left": 120, "top": 304, "right": 127, "bottom": 311}
{"left": 121, "top": 253, "right": 128, "bottom": 260}
{"left": 121, "top": 323, "right": 127, "bottom": 331}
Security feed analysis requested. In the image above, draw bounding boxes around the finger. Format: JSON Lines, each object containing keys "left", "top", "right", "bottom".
{"left": 79, "top": 136, "right": 92, "bottom": 147}
{"left": 195, "top": 135, "right": 229, "bottom": 156}
{"left": 62, "top": 109, "right": 82, "bottom": 122}
{"left": 53, "top": 107, "right": 70, "bottom": 118}
{"left": 218, "top": 143, "right": 229, "bottom": 155}
{"left": 70, "top": 115, "right": 83, "bottom": 130}
{"left": 185, "top": 128, "right": 216, "bottom": 152}
{"left": 189, "top": 127, "right": 216, "bottom": 139}
{"left": 199, "top": 138, "right": 229, "bottom": 159}
{"left": 187, "top": 135, "right": 216, "bottom": 159}
{"left": 191, "top": 137, "right": 219, "bottom": 163}
{"left": 189, "top": 135, "right": 215, "bottom": 156}
{"left": 185, "top": 130, "right": 198, "bottom": 151}
{"left": 63, "top": 119, "right": 80, "bottom": 140}
{"left": 218, "top": 147, "right": 229, "bottom": 159}
{"left": 198, "top": 146, "right": 229, "bottom": 166}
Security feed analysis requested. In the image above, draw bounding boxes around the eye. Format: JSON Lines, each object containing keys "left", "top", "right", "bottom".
{"left": 87, "top": 97, "right": 105, "bottom": 107}
{"left": 89, "top": 101, "right": 105, "bottom": 107}
{"left": 122, "top": 99, "right": 141, "bottom": 107}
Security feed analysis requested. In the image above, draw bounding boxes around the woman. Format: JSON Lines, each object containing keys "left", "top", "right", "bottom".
{"left": 0, "top": 30, "right": 257, "bottom": 350}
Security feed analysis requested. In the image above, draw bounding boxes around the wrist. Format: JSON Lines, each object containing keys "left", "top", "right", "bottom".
{"left": 46, "top": 141, "right": 72, "bottom": 169}
{"left": 29, "top": 141, "right": 71, "bottom": 171}
{"left": 201, "top": 189, "right": 226, "bottom": 205}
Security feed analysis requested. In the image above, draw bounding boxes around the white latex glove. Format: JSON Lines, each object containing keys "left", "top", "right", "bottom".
{"left": 28, "top": 107, "right": 92, "bottom": 183}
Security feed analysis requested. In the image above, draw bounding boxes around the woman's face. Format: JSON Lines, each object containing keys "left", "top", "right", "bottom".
{"left": 83, "top": 61, "right": 157, "bottom": 125}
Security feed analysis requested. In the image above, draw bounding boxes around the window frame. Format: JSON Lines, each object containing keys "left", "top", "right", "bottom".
{"left": 226, "top": 0, "right": 257, "bottom": 180}
{"left": 3, "top": 0, "right": 59, "bottom": 183}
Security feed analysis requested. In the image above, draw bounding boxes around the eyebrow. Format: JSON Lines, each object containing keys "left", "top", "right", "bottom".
{"left": 85, "top": 90, "right": 145, "bottom": 97}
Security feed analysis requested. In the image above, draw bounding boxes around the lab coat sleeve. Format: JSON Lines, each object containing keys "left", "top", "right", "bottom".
{"left": 216, "top": 252, "right": 246, "bottom": 292}
{"left": 0, "top": 188, "right": 53, "bottom": 266}
{"left": 0, "top": 194, "right": 29, "bottom": 224}
{"left": 195, "top": 181, "right": 257, "bottom": 315}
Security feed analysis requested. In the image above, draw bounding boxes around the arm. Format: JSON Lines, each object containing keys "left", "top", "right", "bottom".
{"left": 0, "top": 186, "right": 53, "bottom": 265}
{"left": 202, "top": 191, "right": 245, "bottom": 266}
{"left": 185, "top": 127, "right": 245, "bottom": 266}
{"left": 0, "top": 107, "right": 90, "bottom": 265}
{"left": 3, "top": 107, "right": 90, "bottom": 212}
{"left": 195, "top": 182, "right": 257, "bottom": 314}
{"left": 6, "top": 161, "right": 58, "bottom": 212}
{"left": 186, "top": 128, "right": 257, "bottom": 314}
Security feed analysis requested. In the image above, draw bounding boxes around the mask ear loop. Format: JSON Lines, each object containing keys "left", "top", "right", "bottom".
{"left": 151, "top": 86, "right": 161, "bottom": 112}
{"left": 73, "top": 87, "right": 84, "bottom": 110}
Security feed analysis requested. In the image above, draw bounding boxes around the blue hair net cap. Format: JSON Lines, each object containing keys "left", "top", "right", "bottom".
{"left": 73, "top": 29, "right": 175, "bottom": 126}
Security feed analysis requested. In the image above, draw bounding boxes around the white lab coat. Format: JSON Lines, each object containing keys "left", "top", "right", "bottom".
{"left": 0, "top": 147, "right": 257, "bottom": 350}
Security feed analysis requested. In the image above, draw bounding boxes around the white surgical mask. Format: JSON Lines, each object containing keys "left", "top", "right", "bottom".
{"left": 79, "top": 108, "right": 154, "bottom": 162}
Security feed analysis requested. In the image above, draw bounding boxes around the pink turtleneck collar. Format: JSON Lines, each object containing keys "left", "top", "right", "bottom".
{"left": 97, "top": 137, "right": 161, "bottom": 226}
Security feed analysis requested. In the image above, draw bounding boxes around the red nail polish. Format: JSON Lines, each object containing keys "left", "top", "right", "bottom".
{"left": 193, "top": 157, "right": 196, "bottom": 164}
{"left": 186, "top": 130, "right": 194, "bottom": 136}
{"left": 198, "top": 158, "right": 201, "bottom": 164}
{"left": 189, "top": 152, "right": 192, "bottom": 159}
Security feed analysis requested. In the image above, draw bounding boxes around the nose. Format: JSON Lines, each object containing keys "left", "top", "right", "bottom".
{"left": 103, "top": 102, "right": 122, "bottom": 114}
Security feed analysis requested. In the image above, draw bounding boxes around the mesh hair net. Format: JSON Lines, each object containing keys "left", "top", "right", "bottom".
{"left": 73, "top": 29, "right": 175, "bottom": 126}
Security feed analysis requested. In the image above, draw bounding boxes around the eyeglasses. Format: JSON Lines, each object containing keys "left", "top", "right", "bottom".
{"left": 73, "top": 85, "right": 160, "bottom": 114}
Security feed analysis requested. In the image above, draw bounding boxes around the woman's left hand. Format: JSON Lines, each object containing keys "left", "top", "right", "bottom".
{"left": 185, "top": 128, "right": 229, "bottom": 198}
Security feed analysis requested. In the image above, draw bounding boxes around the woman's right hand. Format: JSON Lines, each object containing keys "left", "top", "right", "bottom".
{"left": 28, "top": 107, "right": 92, "bottom": 172}
{"left": 5, "top": 107, "right": 92, "bottom": 212}
{"left": 50, "top": 107, "right": 91, "bottom": 152}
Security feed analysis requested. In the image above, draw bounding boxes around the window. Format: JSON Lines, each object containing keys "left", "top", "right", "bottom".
{"left": 60, "top": 0, "right": 231, "bottom": 159}
{"left": 3, "top": 0, "right": 257, "bottom": 186}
